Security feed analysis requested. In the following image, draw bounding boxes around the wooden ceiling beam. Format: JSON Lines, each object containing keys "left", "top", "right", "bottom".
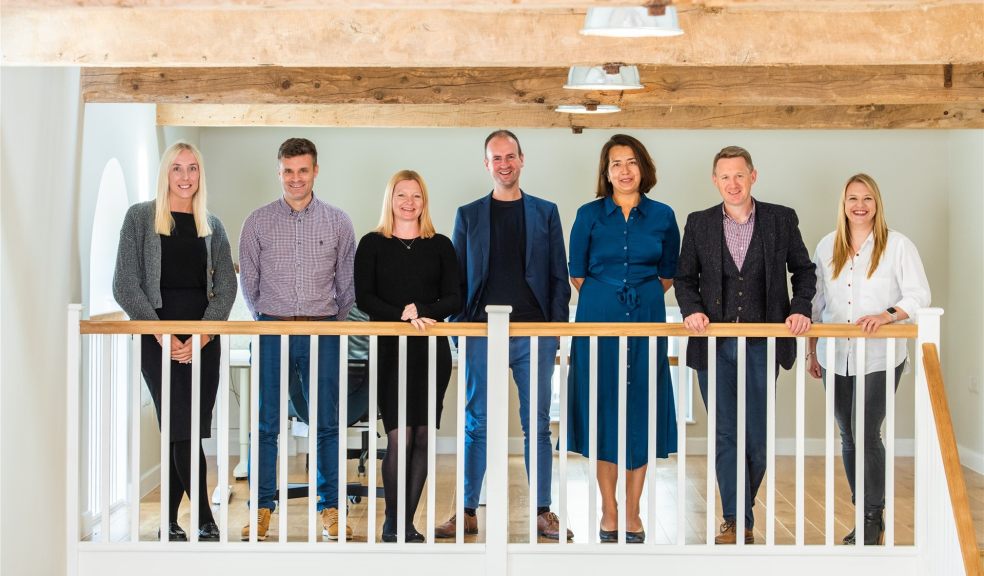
{"left": 4, "top": 5, "right": 982, "bottom": 67}
{"left": 156, "top": 102, "right": 984, "bottom": 129}
{"left": 82, "top": 65, "right": 984, "bottom": 106}
{"left": 3, "top": 1, "right": 974, "bottom": 10}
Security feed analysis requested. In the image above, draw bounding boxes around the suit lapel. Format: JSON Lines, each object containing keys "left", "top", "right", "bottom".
{"left": 709, "top": 204, "right": 724, "bottom": 309}
{"left": 477, "top": 194, "right": 492, "bottom": 284}
{"left": 760, "top": 203, "right": 776, "bottom": 297}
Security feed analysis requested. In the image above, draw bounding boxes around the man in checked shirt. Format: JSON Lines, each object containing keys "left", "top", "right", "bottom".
{"left": 674, "top": 146, "right": 815, "bottom": 545}
{"left": 238, "top": 137, "right": 356, "bottom": 541}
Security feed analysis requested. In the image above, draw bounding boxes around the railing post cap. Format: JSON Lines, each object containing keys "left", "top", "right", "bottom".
{"left": 916, "top": 307, "right": 944, "bottom": 318}
{"left": 68, "top": 303, "right": 83, "bottom": 311}
{"left": 484, "top": 305, "right": 513, "bottom": 315}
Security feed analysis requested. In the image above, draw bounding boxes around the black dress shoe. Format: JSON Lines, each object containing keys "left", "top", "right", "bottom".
{"left": 381, "top": 522, "right": 426, "bottom": 543}
{"left": 842, "top": 527, "right": 856, "bottom": 545}
{"left": 198, "top": 521, "right": 220, "bottom": 542}
{"left": 158, "top": 522, "right": 188, "bottom": 542}
{"left": 405, "top": 526, "right": 426, "bottom": 543}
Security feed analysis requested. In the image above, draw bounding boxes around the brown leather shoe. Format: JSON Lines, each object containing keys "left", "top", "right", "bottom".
{"left": 434, "top": 513, "right": 478, "bottom": 538}
{"left": 714, "top": 519, "right": 754, "bottom": 545}
{"left": 240, "top": 508, "right": 272, "bottom": 541}
{"left": 536, "top": 511, "right": 574, "bottom": 541}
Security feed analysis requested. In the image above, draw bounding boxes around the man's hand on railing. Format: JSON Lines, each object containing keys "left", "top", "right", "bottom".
{"left": 683, "top": 312, "right": 710, "bottom": 334}
{"left": 785, "top": 313, "right": 812, "bottom": 336}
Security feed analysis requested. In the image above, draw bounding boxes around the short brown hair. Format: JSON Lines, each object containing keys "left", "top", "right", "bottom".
{"left": 596, "top": 134, "right": 657, "bottom": 198}
{"left": 278, "top": 137, "right": 318, "bottom": 165}
{"left": 484, "top": 129, "right": 523, "bottom": 157}
{"left": 712, "top": 145, "right": 753, "bottom": 174}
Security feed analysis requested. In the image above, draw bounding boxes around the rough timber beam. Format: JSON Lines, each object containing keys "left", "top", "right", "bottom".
{"left": 4, "top": 5, "right": 982, "bottom": 67}
{"left": 156, "top": 103, "right": 984, "bottom": 129}
{"left": 2, "top": 0, "right": 975, "bottom": 9}
{"left": 82, "top": 65, "right": 984, "bottom": 107}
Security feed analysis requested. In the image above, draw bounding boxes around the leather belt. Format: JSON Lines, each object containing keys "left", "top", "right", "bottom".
{"left": 264, "top": 315, "right": 332, "bottom": 322}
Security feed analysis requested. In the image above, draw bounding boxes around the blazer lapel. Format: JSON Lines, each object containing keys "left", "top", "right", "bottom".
{"left": 760, "top": 203, "right": 776, "bottom": 298}
{"left": 477, "top": 194, "right": 492, "bottom": 284}
{"left": 709, "top": 204, "right": 724, "bottom": 311}
{"left": 523, "top": 191, "right": 535, "bottom": 276}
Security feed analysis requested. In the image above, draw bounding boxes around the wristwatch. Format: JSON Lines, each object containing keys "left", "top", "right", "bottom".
{"left": 886, "top": 307, "right": 898, "bottom": 322}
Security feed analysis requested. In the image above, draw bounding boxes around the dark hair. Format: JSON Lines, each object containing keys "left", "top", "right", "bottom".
{"left": 595, "top": 134, "right": 657, "bottom": 198}
{"left": 278, "top": 137, "right": 318, "bottom": 165}
{"left": 484, "top": 129, "right": 523, "bottom": 158}
{"left": 712, "top": 145, "right": 754, "bottom": 174}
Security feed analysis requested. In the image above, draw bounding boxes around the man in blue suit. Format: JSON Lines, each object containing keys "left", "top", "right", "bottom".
{"left": 434, "top": 130, "right": 572, "bottom": 540}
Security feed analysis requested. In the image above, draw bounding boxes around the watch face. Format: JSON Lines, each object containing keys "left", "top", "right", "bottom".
{"left": 887, "top": 307, "right": 897, "bottom": 314}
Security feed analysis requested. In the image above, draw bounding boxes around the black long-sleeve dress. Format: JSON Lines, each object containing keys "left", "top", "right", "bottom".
{"left": 141, "top": 212, "right": 221, "bottom": 441}
{"left": 354, "top": 232, "right": 461, "bottom": 432}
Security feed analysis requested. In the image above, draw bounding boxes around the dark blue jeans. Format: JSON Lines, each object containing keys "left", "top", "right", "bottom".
{"left": 463, "top": 336, "right": 557, "bottom": 509}
{"left": 697, "top": 338, "right": 775, "bottom": 528}
{"left": 249, "top": 315, "right": 340, "bottom": 512}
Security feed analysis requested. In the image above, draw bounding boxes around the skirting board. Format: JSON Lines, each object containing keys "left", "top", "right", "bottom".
{"left": 141, "top": 464, "right": 161, "bottom": 498}
{"left": 959, "top": 443, "right": 984, "bottom": 474}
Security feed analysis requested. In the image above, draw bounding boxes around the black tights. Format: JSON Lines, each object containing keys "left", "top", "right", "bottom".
{"left": 168, "top": 440, "right": 214, "bottom": 527}
{"left": 382, "top": 426, "right": 429, "bottom": 528}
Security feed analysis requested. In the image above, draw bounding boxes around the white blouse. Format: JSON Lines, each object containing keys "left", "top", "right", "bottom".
{"left": 811, "top": 229, "right": 931, "bottom": 376}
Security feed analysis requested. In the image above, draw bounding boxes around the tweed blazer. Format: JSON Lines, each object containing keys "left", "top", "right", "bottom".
{"left": 674, "top": 200, "right": 816, "bottom": 370}
{"left": 112, "top": 200, "right": 237, "bottom": 322}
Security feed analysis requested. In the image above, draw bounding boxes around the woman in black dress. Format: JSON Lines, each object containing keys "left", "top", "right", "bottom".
{"left": 354, "top": 170, "right": 461, "bottom": 542}
{"left": 113, "top": 142, "right": 237, "bottom": 541}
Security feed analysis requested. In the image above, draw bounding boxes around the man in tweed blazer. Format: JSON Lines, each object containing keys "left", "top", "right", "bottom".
{"left": 675, "top": 146, "right": 816, "bottom": 545}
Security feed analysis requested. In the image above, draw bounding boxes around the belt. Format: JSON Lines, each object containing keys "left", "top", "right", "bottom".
{"left": 588, "top": 275, "right": 660, "bottom": 312}
{"left": 264, "top": 315, "right": 332, "bottom": 322}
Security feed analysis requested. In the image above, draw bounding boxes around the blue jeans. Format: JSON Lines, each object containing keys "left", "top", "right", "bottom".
{"left": 464, "top": 336, "right": 557, "bottom": 509}
{"left": 696, "top": 338, "right": 775, "bottom": 528}
{"left": 249, "top": 315, "right": 340, "bottom": 512}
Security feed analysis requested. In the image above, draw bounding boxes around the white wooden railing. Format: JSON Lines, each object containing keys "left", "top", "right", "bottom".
{"left": 66, "top": 305, "right": 965, "bottom": 575}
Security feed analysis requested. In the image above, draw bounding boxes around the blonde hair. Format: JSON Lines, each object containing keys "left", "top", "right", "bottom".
{"left": 375, "top": 170, "right": 436, "bottom": 239}
{"left": 154, "top": 142, "right": 212, "bottom": 237}
{"left": 831, "top": 173, "right": 888, "bottom": 279}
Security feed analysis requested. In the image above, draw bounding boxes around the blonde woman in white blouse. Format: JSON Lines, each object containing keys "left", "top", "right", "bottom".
{"left": 807, "top": 173, "right": 931, "bottom": 546}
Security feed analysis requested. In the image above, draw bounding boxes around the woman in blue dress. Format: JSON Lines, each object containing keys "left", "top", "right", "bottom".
{"left": 567, "top": 134, "right": 680, "bottom": 543}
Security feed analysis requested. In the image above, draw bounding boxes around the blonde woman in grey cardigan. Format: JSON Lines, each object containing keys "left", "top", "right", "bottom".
{"left": 113, "top": 142, "right": 236, "bottom": 542}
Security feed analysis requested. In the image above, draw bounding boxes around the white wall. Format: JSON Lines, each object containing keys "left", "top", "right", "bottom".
{"left": 201, "top": 127, "right": 960, "bottom": 444}
{"left": 1, "top": 66, "right": 83, "bottom": 576}
{"left": 945, "top": 130, "right": 984, "bottom": 471}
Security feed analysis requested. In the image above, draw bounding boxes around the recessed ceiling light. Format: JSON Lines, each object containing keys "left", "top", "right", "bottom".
{"left": 580, "top": 6, "right": 684, "bottom": 38}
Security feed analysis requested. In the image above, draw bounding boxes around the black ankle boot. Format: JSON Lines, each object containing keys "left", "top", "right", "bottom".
{"left": 863, "top": 510, "right": 885, "bottom": 545}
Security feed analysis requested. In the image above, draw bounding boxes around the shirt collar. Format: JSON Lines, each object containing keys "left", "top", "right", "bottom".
{"left": 604, "top": 194, "right": 650, "bottom": 217}
{"left": 278, "top": 193, "right": 319, "bottom": 215}
{"left": 722, "top": 199, "right": 756, "bottom": 225}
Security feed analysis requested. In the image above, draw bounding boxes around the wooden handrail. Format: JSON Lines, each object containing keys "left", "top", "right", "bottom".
{"left": 922, "top": 343, "right": 982, "bottom": 576}
{"left": 79, "top": 319, "right": 918, "bottom": 339}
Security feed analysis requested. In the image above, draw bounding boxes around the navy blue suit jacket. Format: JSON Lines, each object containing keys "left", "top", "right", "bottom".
{"left": 451, "top": 191, "right": 571, "bottom": 323}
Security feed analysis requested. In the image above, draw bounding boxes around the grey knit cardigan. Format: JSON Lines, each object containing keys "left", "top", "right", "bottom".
{"left": 112, "top": 200, "right": 237, "bottom": 321}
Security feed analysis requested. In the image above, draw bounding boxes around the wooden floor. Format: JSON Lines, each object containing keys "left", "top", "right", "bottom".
{"left": 90, "top": 453, "right": 984, "bottom": 547}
